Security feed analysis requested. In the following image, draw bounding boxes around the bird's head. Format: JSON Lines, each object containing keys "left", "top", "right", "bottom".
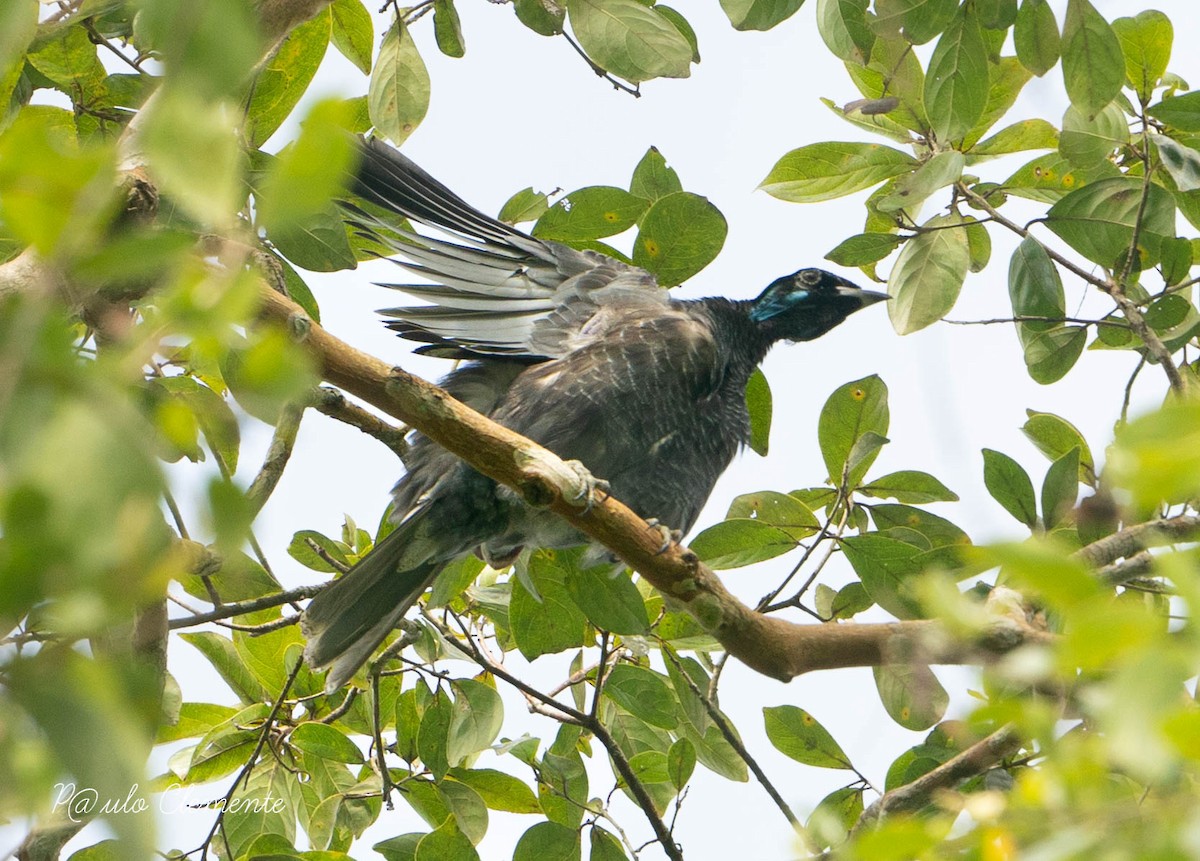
{"left": 749, "top": 268, "right": 888, "bottom": 342}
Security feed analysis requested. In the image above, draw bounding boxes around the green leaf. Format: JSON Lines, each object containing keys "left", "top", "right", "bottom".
{"left": 434, "top": 0, "right": 466, "bottom": 58}
{"left": 887, "top": 213, "right": 970, "bottom": 334}
{"left": 1112, "top": 10, "right": 1171, "bottom": 106}
{"left": 1002, "top": 152, "right": 1114, "bottom": 204}
{"left": 369, "top": 20, "right": 430, "bottom": 145}
{"left": 447, "top": 679, "right": 504, "bottom": 766}
{"left": 1041, "top": 446, "right": 1080, "bottom": 529}
{"left": 1008, "top": 236, "right": 1071, "bottom": 382}
{"left": 875, "top": 150, "right": 964, "bottom": 213}
{"left": 1153, "top": 134, "right": 1200, "bottom": 193}
{"left": 513, "top": 822, "right": 581, "bottom": 861}
{"left": 590, "top": 826, "right": 628, "bottom": 861}
{"left": 417, "top": 692, "right": 452, "bottom": 780}
{"left": 498, "top": 187, "right": 551, "bottom": 224}
{"left": 1110, "top": 401, "right": 1200, "bottom": 508}
{"left": 439, "top": 780, "right": 489, "bottom": 845}
{"left": 632, "top": 191, "right": 727, "bottom": 286}
{"left": 861, "top": 470, "right": 958, "bottom": 503}
{"left": 1059, "top": 102, "right": 1128, "bottom": 170}
{"left": 968, "top": 118, "right": 1059, "bottom": 160}
{"left": 1014, "top": 0, "right": 1060, "bottom": 77}
{"left": 806, "top": 786, "right": 864, "bottom": 850}
{"left": 745, "top": 367, "right": 772, "bottom": 456}
{"left": 290, "top": 721, "right": 364, "bottom": 763}
{"left": 760, "top": 142, "right": 918, "bottom": 203}
{"left": 1022, "top": 410, "right": 1095, "bottom": 485}
{"left": 515, "top": 0, "right": 565, "bottom": 35}
{"left": 1061, "top": 0, "right": 1123, "bottom": 118}
{"left": 1022, "top": 325, "right": 1087, "bottom": 384}
{"left": 726, "top": 490, "right": 820, "bottom": 538}
{"left": 818, "top": 375, "right": 889, "bottom": 487}
{"left": 564, "top": 556, "right": 648, "bottom": 635}
{"left": 871, "top": 503, "right": 970, "bottom": 548}
{"left": 287, "top": 529, "right": 350, "bottom": 572}
{"left": 630, "top": 146, "right": 683, "bottom": 201}
{"left": 416, "top": 819, "right": 480, "bottom": 861}
{"left": 872, "top": 0, "right": 958, "bottom": 45}
{"left": 825, "top": 232, "right": 904, "bottom": 266}
{"left": 690, "top": 518, "right": 798, "bottom": 569}
{"left": 667, "top": 738, "right": 697, "bottom": 789}
{"left": 533, "top": 186, "right": 648, "bottom": 242}
{"left": 428, "top": 553, "right": 484, "bottom": 608}
{"left": 873, "top": 663, "right": 948, "bottom": 730}
{"left": 1046, "top": 177, "right": 1176, "bottom": 270}
{"left": 268, "top": 202, "right": 357, "bottom": 272}
{"left": 816, "top": 0, "right": 874, "bottom": 65}
{"left": 720, "top": 0, "right": 804, "bottom": 32}
{"left": 603, "top": 664, "right": 679, "bottom": 729}
{"left": 156, "top": 702, "right": 239, "bottom": 743}
{"left": 841, "top": 533, "right": 925, "bottom": 618}
{"left": 976, "top": 0, "right": 1017, "bottom": 29}
{"left": 982, "top": 448, "right": 1038, "bottom": 528}
{"left": 330, "top": 0, "right": 373, "bottom": 73}
{"left": 923, "top": 4, "right": 989, "bottom": 143}
{"left": 962, "top": 57, "right": 1034, "bottom": 150}
{"left": 258, "top": 99, "right": 357, "bottom": 234}
{"left": 448, "top": 767, "right": 541, "bottom": 814}
{"left": 180, "top": 632, "right": 269, "bottom": 704}
{"left": 1148, "top": 91, "right": 1200, "bottom": 132}
{"left": 763, "top": 706, "right": 853, "bottom": 769}
{"left": 27, "top": 23, "right": 106, "bottom": 94}
{"left": 566, "top": 0, "right": 693, "bottom": 82}
{"left": 245, "top": 8, "right": 331, "bottom": 147}
{"left": 656, "top": 7, "right": 700, "bottom": 64}
{"left": 140, "top": 89, "right": 243, "bottom": 228}
{"left": 511, "top": 549, "right": 589, "bottom": 659}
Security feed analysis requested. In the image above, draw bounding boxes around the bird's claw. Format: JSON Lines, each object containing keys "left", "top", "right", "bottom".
{"left": 564, "top": 460, "right": 611, "bottom": 514}
{"left": 645, "top": 518, "right": 683, "bottom": 555}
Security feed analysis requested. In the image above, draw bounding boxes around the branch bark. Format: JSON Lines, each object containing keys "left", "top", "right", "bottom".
{"left": 256, "top": 286, "right": 1051, "bottom": 681}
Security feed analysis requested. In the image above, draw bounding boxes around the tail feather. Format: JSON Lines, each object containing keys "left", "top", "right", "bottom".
{"left": 302, "top": 511, "right": 444, "bottom": 692}
{"left": 352, "top": 138, "right": 547, "bottom": 258}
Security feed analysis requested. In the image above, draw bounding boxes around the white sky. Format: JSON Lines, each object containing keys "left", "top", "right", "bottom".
{"left": 9, "top": 1, "right": 1198, "bottom": 858}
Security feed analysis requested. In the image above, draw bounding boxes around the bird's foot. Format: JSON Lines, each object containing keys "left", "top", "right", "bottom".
{"left": 645, "top": 518, "right": 683, "bottom": 555}
{"left": 563, "top": 459, "right": 611, "bottom": 513}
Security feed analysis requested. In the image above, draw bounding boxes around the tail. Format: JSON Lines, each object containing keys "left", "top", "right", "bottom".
{"left": 301, "top": 507, "right": 445, "bottom": 692}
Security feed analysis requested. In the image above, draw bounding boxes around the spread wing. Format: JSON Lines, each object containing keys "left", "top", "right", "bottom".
{"left": 345, "top": 137, "right": 669, "bottom": 361}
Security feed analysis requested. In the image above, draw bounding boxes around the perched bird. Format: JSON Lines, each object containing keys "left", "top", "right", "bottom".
{"left": 302, "top": 138, "right": 887, "bottom": 689}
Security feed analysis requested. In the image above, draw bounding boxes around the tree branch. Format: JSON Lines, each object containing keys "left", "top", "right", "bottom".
{"left": 852, "top": 725, "right": 1022, "bottom": 834}
{"left": 255, "top": 286, "right": 1052, "bottom": 681}
{"left": 311, "top": 385, "right": 409, "bottom": 460}
{"left": 1073, "top": 515, "right": 1200, "bottom": 569}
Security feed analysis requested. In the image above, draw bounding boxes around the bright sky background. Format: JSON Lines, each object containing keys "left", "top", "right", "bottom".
{"left": 10, "top": 1, "right": 1198, "bottom": 858}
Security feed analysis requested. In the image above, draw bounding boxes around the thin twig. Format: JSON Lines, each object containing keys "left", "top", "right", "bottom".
{"left": 168, "top": 584, "right": 326, "bottom": 629}
{"left": 852, "top": 725, "right": 1022, "bottom": 834}
{"left": 662, "top": 648, "right": 800, "bottom": 830}
{"left": 944, "top": 315, "right": 1121, "bottom": 328}
{"left": 560, "top": 30, "right": 642, "bottom": 97}
{"left": 246, "top": 402, "right": 305, "bottom": 514}
{"left": 311, "top": 386, "right": 409, "bottom": 460}
{"left": 193, "top": 661, "right": 301, "bottom": 859}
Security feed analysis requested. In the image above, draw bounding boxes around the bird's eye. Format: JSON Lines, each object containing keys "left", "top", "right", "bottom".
{"left": 796, "top": 269, "right": 822, "bottom": 287}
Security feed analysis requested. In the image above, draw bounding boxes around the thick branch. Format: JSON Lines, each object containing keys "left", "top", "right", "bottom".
{"left": 256, "top": 287, "right": 1050, "bottom": 681}
{"left": 1073, "top": 515, "right": 1200, "bottom": 569}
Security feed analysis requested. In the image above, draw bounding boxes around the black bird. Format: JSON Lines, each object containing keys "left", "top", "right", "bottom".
{"left": 302, "top": 138, "right": 887, "bottom": 689}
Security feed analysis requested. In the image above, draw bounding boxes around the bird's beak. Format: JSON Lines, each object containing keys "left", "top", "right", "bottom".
{"left": 836, "top": 284, "right": 890, "bottom": 306}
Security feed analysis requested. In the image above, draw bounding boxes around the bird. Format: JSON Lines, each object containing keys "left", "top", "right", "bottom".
{"left": 301, "top": 137, "right": 888, "bottom": 690}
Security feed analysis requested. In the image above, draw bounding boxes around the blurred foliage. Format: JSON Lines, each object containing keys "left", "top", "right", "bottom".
{"left": 1, "top": 1, "right": 1200, "bottom": 860}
